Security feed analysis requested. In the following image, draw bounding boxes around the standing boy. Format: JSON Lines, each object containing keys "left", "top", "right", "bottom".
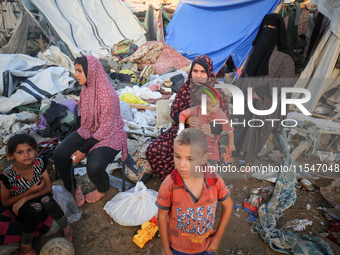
{"left": 156, "top": 128, "right": 233, "bottom": 255}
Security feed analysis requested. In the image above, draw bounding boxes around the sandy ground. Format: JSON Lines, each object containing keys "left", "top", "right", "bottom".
{"left": 1, "top": 154, "right": 340, "bottom": 255}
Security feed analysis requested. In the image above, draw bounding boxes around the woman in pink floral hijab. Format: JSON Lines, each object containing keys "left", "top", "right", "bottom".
{"left": 54, "top": 55, "right": 128, "bottom": 205}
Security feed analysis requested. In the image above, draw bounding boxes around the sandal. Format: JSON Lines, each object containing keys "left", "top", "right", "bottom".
{"left": 19, "top": 249, "right": 37, "bottom": 255}
{"left": 75, "top": 186, "right": 85, "bottom": 207}
{"left": 85, "top": 189, "right": 109, "bottom": 203}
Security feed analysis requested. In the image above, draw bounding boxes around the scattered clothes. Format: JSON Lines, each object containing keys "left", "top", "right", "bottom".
{"left": 0, "top": 111, "right": 38, "bottom": 137}
{"left": 119, "top": 85, "right": 162, "bottom": 100}
{"left": 254, "top": 155, "right": 334, "bottom": 255}
{"left": 38, "top": 45, "right": 75, "bottom": 75}
{"left": 316, "top": 150, "right": 336, "bottom": 162}
{"left": 285, "top": 219, "right": 313, "bottom": 231}
{"left": 37, "top": 101, "right": 76, "bottom": 138}
{"left": 122, "top": 42, "right": 164, "bottom": 64}
{"left": 138, "top": 42, "right": 190, "bottom": 74}
{"left": 120, "top": 92, "right": 148, "bottom": 105}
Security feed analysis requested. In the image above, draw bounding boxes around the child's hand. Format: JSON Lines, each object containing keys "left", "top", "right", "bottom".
{"left": 162, "top": 248, "right": 173, "bottom": 255}
{"left": 31, "top": 179, "right": 45, "bottom": 193}
{"left": 228, "top": 142, "right": 236, "bottom": 152}
{"left": 187, "top": 116, "right": 199, "bottom": 127}
{"left": 200, "top": 123, "right": 211, "bottom": 135}
{"left": 206, "top": 233, "right": 221, "bottom": 252}
{"left": 12, "top": 197, "right": 27, "bottom": 216}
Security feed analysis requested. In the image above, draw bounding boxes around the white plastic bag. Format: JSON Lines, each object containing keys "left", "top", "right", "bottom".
{"left": 47, "top": 185, "right": 82, "bottom": 235}
{"left": 52, "top": 185, "right": 82, "bottom": 224}
{"left": 104, "top": 182, "right": 158, "bottom": 226}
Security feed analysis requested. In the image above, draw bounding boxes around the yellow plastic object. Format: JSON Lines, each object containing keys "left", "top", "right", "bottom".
{"left": 133, "top": 216, "right": 159, "bottom": 248}
{"left": 120, "top": 92, "right": 148, "bottom": 105}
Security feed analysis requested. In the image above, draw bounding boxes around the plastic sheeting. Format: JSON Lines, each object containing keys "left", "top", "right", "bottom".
{"left": 165, "top": 0, "right": 281, "bottom": 74}
{"left": 312, "top": 0, "right": 340, "bottom": 38}
{"left": 0, "top": 11, "right": 45, "bottom": 55}
{"left": 0, "top": 66, "right": 73, "bottom": 114}
{"left": 0, "top": 54, "right": 45, "bottom": 97}
{"left": 0, "top": 2, "right": 20, "bottom": 33}
{"left": 293, "top": 0, "right": 340, "bottom": 112}
{"left": 31, "top": 0, "right": 146, "bottom": 58}
{"left": 293, "top": 29, "right": 340, "bottom": 112}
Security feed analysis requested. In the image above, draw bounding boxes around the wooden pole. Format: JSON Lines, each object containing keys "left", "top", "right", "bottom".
{"left": 0, "top": 1, "right": 6, "bottom": 30}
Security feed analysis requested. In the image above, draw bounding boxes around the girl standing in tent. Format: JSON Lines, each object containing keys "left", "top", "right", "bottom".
{"left": 233, "top": 13, "right": 295, "bottom": 167}
{"left": 53, "top": 55, "right": 128, "bottom": 206}
{"left": 144, "top": 55, "right": 230, "bottom": 182}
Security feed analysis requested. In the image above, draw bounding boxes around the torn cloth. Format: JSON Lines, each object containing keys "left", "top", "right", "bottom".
{"left": 254, "top": 155, "right": 334, "bottom": 254}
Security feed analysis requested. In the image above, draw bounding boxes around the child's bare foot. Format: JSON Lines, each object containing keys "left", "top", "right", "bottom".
{"left": 74, "top": 185, "right": 84, "bottom": 207}
{"left": 63, "top": 225, "right": 73, "bottom": 242}
{"left": 19, "top": 244, "right": 36, "bottom": 255}
{"left": 85, "top": 189, "right": 109, "bottom": 203}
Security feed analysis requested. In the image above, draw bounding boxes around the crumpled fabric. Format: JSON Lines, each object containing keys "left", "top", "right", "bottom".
{"left": 121, "top": 42, "right": 164, "bottom": 64}
{"left": 254, "top": 154, "right": 334, "bottom": 254}
{"left": 118, "top": 85, "right": 162, "bottom": 100}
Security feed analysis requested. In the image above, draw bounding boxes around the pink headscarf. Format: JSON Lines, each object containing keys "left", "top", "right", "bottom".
{"left": 77, "top": 55, "right": 128, "bottom": 160}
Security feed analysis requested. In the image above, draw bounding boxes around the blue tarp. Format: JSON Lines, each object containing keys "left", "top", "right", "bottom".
{"left": 165, "top": 0, "right": 282, "bottom": 74}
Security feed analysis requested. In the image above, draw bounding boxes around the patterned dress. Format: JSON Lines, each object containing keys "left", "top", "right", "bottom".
{"left": 145, "top": 55, "right": 230, "bottom": 181}
{"left": 0, "top": 158, "right": 52, "bottom": 245}
{"left": 0, "top": 158, "right": 44, "bottom": 196}
{"left": 77, "top": 55, "right": 128, "bottom": 160}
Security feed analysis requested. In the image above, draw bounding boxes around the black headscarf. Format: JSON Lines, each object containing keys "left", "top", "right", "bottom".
{"left": 246, "top": 13, "right": 293, "bottom": 77}
{"left": 74, "top": 56, "right": 88, "bottom": 85}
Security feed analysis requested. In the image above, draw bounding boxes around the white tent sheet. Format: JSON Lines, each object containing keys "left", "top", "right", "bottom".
{"left": 31, "top": 0, "right": 147, "bottom": 58}
{"left": 0, "top": 2, "right": 20, "bottom": 32}
{"left": 0, "top": 67, "right": 72, "bottom": 114}
{"left": 293, "top": 29, "right": 340, "bottom": 112}
{"left": 0, "top": 54, "right": 46, "bottom": 97}
{"left": 312, "top": 0, "right": 340, "bottom": 38}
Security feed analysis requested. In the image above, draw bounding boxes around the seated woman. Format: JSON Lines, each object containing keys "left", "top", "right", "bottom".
{"left": 53, "top": 55, "right": 128, "bottom": 206}
{"left": 145, "top": 55, "right": 230, "bottom": 182}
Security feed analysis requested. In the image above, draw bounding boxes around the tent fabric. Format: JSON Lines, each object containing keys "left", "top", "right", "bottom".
{"left": 0, "top": 55, "right": 72, "bottom": 114}
{"left": 0, "top": 66, "right": 72, "bottom": 114}
{"left": 293, "top": 0, "right": 340, "bottom": 112}
{"left": 313, "top": 0, "right": 340, "bottom": 38}
{"left": 0, "top": 54, "right": 46, "bottom": 98}
{"left": 0, "top": 11, "right": 45, "bottom": 55}
{"left": 31, "top": 0, "right": 147, "bottom": 58}
{"left": 0, "top": 2, "right": 20, "bottom": 33}
{"left": 165, "top": 0, "right": 281, "bottom": 74}
{"left": 293, "top": 28, "right": 340, "bottom": 112}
